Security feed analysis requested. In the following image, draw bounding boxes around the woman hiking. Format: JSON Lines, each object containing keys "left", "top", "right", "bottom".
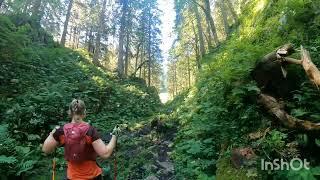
{"left": 42, "top": 99, "right": 120, "bottom": 180}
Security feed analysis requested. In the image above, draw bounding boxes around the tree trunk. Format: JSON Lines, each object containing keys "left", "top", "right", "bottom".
{"left": 205, "top": 23, "right": 213, "bottom": 50}
{"left": 117, "top": 0, "right": 128, "bottom": 77}
{"left": 68, "top": 26, "right": 72, "bottom": 45}
{"left": 226, "top": 0, "right": 237, "bottom": 24}
{"left": 31, "top": 0, "right": 42, "bottom": 26}
{"left": 204, "top": 0, "right": 219, "bottom": 46}
{"left": 134, "top": 43, "right": 142, "bottom": 77}
{"left": 139, "top": 45, "right": 144, "bottom": 78}
{"left": 143, "top": 63, "right": 146, "bottom": 80}
{"left": 187, "top": 56, "right": 191, "bottom": 88}
{"left": 93, "top": 0, "right": 107, "bottom": 66}
{"left": 60, "top": 0, "right": 74, "bottom": 46}
{"left": 218, "top": 0, "right": 229, "bottom": 36}
{"left": 174, "top": 62, "right": 177, "bottom": 95}
{"left": 192, "top": 3, "right": 205, "bottom": 57}
{"left": 147, "top": 8, "right": 151, "bottom": 87}
{"left": 76, "top": 28, "right": 80, "bottom": 48}
{"left": 88, "top": 27, "right": 94, "bottom": 53}
{"left": 85, "top": 27, "right": 88, "bottom": 45}
{"left": 192, "top": 20, "right": 201, "bottom": 70}
{"left": 124, "top": 32, "right": 130, "bottom": 76}
{"left": 72, "top": 26, "right": 77, "bottom": 49}
{"left": 23, "top": 2, "right": 30, "bottom": 13}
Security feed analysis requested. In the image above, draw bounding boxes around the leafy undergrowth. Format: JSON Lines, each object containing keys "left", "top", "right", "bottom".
{"left": 0, "top": 15, "right": 161, "bottom": 179}
{"left": 169, "top": 0, "right": 320, "bottom": 179}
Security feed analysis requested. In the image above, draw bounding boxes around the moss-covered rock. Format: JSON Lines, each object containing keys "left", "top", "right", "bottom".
{"left": 216, "top": 157, "right": 261, "bottom": 180}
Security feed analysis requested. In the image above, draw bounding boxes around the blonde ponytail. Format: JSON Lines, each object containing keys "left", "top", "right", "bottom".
{"left": 68, "top": 99, "right": 86, "bottom": 122}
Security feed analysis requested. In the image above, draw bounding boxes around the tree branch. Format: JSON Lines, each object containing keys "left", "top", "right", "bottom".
{"left": 282, "top": 57, "right": 302, "bottom": 65}
{"left": 300, "top": 45, "right": 320, "bottom": 87}
{"left": 131, "top": 60, "right": 149, "bottom": 76}
{"left": 258, "top": 93, "right": 320, "bottom": 132}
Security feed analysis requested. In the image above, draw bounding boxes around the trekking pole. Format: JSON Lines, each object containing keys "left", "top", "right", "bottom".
{"left": 113, "top": 125, "right": 119, "bottom": 180}
{"left": 113, "top": 148, "right": 117, "bottom": 180}
{"left": 52, "top": 157, "right": 56, "bottom": 180}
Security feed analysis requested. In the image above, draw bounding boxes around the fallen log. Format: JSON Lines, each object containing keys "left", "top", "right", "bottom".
{"left": 258, "top": 93, "right": 320, "bottom": 132}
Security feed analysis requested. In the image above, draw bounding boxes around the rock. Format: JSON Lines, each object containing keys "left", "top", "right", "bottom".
{"left": 163, "top": 140, "right": 171, "bottom": 145}
{"left": 151, "top": 151, "right": 158, "bottom": 159}
{"left": 231, "top": 147, "right": 256, "bottom": 168}
{"left": 143, "top": 164, "right": 157, "bottom": 171}
{"left": 145, "top": 175, "right": 159, "bottom": 180}
{"left": 157, "top": 161, "right": 174, "bottom": 172}
{"left": 10, "top": 79, "right": 19, "bottom": 83}
{"left": 148, "top": 145, "right": 157, "bottom": 150}
{"left": 151, "top": 118, "right": 167, "bottom": 133}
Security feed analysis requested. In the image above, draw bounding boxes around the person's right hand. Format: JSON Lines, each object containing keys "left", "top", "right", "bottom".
{"left": 111, "top": 125, "right": 121, "bottom": 137}
{"left": 50, "top": 126, "right": 60, "bottom": 135}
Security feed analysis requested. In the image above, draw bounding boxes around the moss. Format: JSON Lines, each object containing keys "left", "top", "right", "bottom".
{"left": 216, "top": 157, "right": 261, "bottom": 180}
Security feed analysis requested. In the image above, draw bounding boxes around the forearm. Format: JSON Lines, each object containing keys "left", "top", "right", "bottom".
{"left": 42, "top": 133, "right": 58, "bottom": 154}
{"left": 104, "top": 135, "right": 117, "bottom": 157}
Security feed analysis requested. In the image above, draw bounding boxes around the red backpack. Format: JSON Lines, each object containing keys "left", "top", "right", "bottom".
{"left": 63, "top": 123, "right": 91, "bottom": 163}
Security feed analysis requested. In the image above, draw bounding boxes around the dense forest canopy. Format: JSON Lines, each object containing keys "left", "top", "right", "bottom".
{"left": 1, "top": 0, "right": 163, "bottom": 88}
{"left": 1, "top": 0, "right": 320, "bottom": 179}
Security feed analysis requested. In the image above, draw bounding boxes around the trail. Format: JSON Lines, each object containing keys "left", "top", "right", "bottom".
{"left": 112, "top": 114, "right": 178, "bottom": 180}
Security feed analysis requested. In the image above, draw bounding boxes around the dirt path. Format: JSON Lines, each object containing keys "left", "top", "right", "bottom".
{"left": 113, "top": 115, "right": 178, "bottom": 180}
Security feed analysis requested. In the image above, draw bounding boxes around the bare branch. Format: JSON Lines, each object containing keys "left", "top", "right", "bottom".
{"left": 258, "top": 93, "right": 320, "bottom": 132}
{"left": 283, "top": 57, "right": 302, "bottom": 65}
{"left": 301, "top": 45, "right": 320, "bottom": 87}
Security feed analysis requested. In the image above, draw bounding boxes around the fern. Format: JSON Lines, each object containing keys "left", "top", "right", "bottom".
{"left": 0, "top": 155, "right": 17, "bottom": 164}
{"left": 0, "top": 124, "right": 8, "bottom": 142}
{"left": 16, "top": 160, "right": 37, "bottom": 176}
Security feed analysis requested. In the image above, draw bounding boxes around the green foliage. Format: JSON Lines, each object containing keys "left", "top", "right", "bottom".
{"left": 288, "top": 82, "right": 320, "bottom": 122}
{"left": 0, "top": 124, "right": 40, "bottom": 177}
{"left": 0, "top": 16, "right": 30, "bottom": 60}
{"left": 0, "top": 155, "right": 18, "bottom": 164}
{"left": 170, "top": 0, "right": 320, "bottom": 178}
{"left": 216, "top": 157, "right": 260, "bottom": 180}
{"left": 254, "top": 130, "right": 287, "bottom": 155}
{"left": 274, "top": 165, "right": 320, "bottom": 180}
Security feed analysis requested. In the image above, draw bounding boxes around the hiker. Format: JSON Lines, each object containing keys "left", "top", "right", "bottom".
{"left": 42, "top": 99, "right": 120, "bottom": 180}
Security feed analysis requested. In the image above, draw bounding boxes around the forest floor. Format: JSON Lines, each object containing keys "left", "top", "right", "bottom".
{"left": 99, "top": 113, "right": 178, "bottom": 180}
